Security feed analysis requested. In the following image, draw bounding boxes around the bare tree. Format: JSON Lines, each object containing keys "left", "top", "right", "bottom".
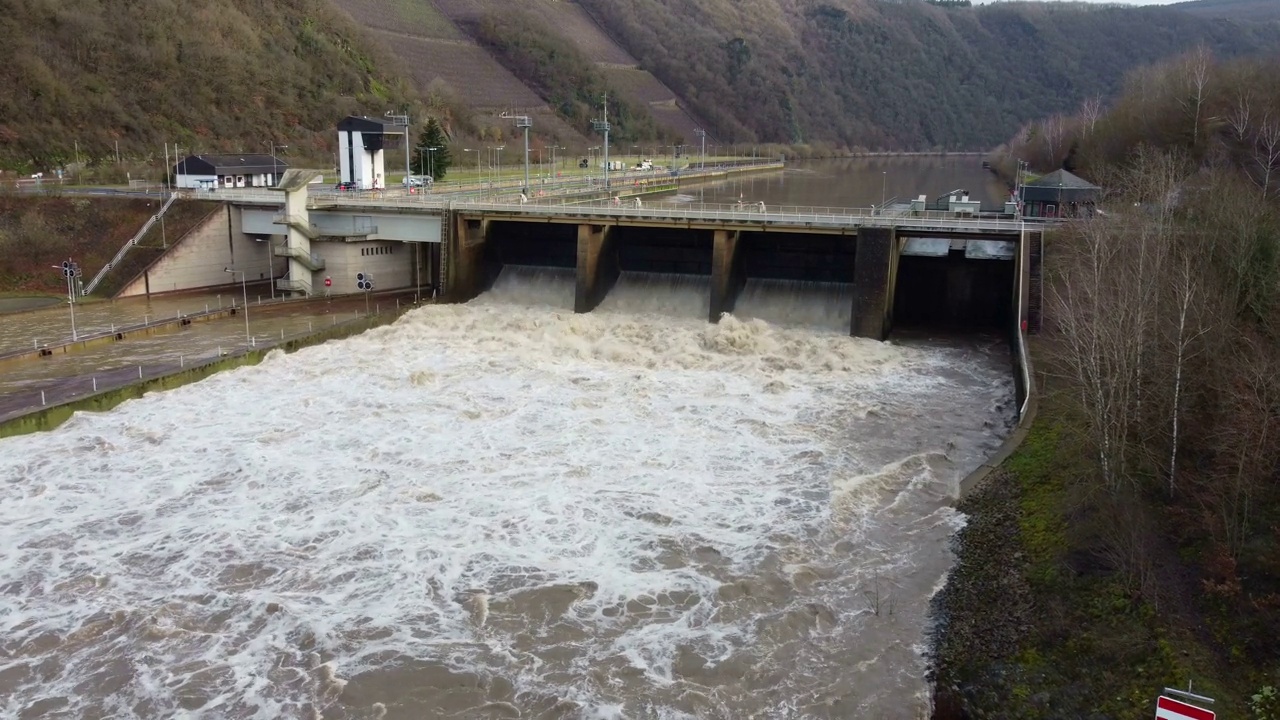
{"left": 1179, "top": 45, "right": 1212, "bottom": 146}
{"left": 1080, "top": 95, "right": 1102, "bottom": 135}
{"left": 1165, "top": 253, "right": 1210, "bottom": 496}
{"left": 1042, "top": 114, "right": 1068, "bottom": 167}
{"left": 1227, "top": 90, "right": 1252, "bottom": 144}
{"left": 1255, "top": 115, "right": 1280, "bottom": 199}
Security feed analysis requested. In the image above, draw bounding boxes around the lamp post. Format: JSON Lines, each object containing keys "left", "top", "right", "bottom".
{"left": 501, "top": 112, "right": 533, "bottom": 194}
{"left": 385, "top": 110, "right": 411, "bottom": 191}
{"left": 464, "top": 148, "right": 480, "bottom": 197}
{"left": 224, "top": 267, "right": 250, "bottom": 344}
{"left": 880, "top": 171, "right": 887, "bottom": 214}
{"left": 592, "top": 96, "right": 611, "bottom": 191}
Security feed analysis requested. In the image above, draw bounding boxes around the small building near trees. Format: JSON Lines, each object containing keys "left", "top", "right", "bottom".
{"left": 173, "top": 154, "right": 289, "bottom": 190}
{"left": 1019, "top": 168, "right": 1101, "bottom": 219}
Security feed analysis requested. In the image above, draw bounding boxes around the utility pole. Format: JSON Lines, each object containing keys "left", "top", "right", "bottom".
{"left": 501, "top": 112, "right": 533, "bottom": 194}
{"left": 385, "top": 110, "right": 411, "bottom": 189}
{"left": 592, "top": 96, "right": 612, "bottom": 192}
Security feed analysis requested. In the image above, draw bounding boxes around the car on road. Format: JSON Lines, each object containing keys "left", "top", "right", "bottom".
{"left": 335, "top": 181, "right": 359, "bottom": 191}
{"left": 403, "top": 175, "right": 433, "bottom": 188}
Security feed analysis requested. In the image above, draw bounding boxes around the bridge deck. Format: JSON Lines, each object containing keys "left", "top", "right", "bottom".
{"left": 195, "top": 190, "right": 1041, "bottom": 235}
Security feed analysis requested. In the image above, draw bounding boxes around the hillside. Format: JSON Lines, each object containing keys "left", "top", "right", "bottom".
{"left": 0, "top": 0, "right": 417, "bottom": 171}
{"left": 572, "top": 0, "right": 1280, "bottom": 150}
{"left": 331, "top": 0, "right": 707, "bottom": 145}
{"left": 1170, "top": 0, "right": 1280, "bottom": 21}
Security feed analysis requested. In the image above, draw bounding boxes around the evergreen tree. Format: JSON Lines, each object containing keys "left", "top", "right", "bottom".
{"left": 415, "top": 117, "right": 452, "bottom": 181}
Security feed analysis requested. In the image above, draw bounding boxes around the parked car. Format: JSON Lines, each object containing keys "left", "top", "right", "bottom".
{"left": 335, "top": 181, "right": 358, "bottom": 191}
{"left": 404, "top": 175, "right": 433, "bottom": 188}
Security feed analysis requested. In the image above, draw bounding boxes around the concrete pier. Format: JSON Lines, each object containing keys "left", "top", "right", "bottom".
{"left": 575, "top": 224, "right": 619, "bottom": 313}
{"left": 709, "top": 229, "right": 744, "bottom": 323}
{"left": 446, "top": 215, "right": 490, "bottom": 302}
{"left": 850, "top": 227, "right": 899, "bottom": 340}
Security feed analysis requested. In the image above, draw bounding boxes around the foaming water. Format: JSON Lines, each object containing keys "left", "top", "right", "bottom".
{"left": 0, "top": 301, "right": 1013, "bottom": 719}
{"left": 732, "top": 279, "right": 854, "bottom": 333}
{"left": 481, "top": 266, "right": 576, "bottom": 310}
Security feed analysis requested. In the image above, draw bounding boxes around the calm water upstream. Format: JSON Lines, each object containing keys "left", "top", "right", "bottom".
{"left": 0, "top": 158, "right": 1016, "bottom": 719}
{"left": 675, "top": 157, "right": 1007, "bottom": 209}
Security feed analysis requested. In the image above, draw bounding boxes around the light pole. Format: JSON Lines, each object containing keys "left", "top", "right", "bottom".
{"left": 464, "top": 148, "right": 480, "bottom": 196}
{"left": 385, "top": 110, "right": 412, "bottom": 190}
{"left": 592, "top": 96, "right": 612, "bottom": 191}
{"left": 880, "top": 171, "right": 887, "bottom": 214}
{"left": 550, "top": 145, "right": 561, "bottom": 177}
{"left": 224, "top": 267, "right": 250, "bottom": 343}
{"left": 501, "top": 112, "right": 533, "bottom": 194}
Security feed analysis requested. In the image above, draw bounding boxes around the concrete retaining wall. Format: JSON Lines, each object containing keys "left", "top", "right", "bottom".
{"left": 119, "top": 205, "right": 283, "bottom": 296}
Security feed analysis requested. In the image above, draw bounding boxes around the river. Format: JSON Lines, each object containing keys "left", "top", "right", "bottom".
{"left": 0, "top": 158, "right": 1016, "bottom": 719}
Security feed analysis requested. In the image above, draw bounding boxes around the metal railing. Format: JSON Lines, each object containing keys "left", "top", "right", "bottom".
{"left": 83, "top": 192, "right": 179, "bottom": 295}
{"left": 308, "top": 195, "right": 1033, "bottom": 232}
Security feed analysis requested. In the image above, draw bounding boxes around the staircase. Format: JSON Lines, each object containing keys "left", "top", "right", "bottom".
{"left": 273, "top": 213, "right": 319, "bottom": 240}
{"left": 273, "top": 244, "right": 325, "bottom": 271}
{"left": 439, "top": 202, "right": 452, "bottom": 297}
{"left": 275, "top": 278, "right": 312, "bottom": 295}
{"left": 83, "top": 193, "right": 178, "bottom": 295}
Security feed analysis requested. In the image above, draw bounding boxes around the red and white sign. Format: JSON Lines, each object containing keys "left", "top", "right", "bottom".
{"left": 1156, "top": 696, "right": 1214, "bottom": 720}
{"left": 324, "top": 277, "right": 332, "bottom": 287}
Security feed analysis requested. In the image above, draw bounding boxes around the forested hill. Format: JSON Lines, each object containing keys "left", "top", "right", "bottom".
{"left": 6, "top": 0, "right": 1280, "bottom": 170}
{"left": 0, "top": 0, "right": 415, "bottom": 170}
{"left": 571, "top": 0, "right": 1280, "bottom": 150}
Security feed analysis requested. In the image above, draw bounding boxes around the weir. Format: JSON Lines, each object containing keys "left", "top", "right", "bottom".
{"left": 150, "top": 188, "right": 1039, "bottom": 340}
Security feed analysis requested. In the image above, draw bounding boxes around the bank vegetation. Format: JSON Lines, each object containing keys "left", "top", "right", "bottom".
{"left": 935, "top": 52, "right": 1280, "bottom": 718}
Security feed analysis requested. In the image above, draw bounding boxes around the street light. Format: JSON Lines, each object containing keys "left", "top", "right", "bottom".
{"left": 224, "top": 267, "right": 250, "bottom": 343}
{"left": 880, "top": 171, "right": 887, "bottom": 214}
{"left": 501, "top": 112, "right": 533, "bottom": 194}
{"left": 263, "top": 142, "right": 287, "bottom": 187}
{"left": 592, "top": 96, "right": 612, "bottom": 191}
{"left": 463, "top": 148, "right": 480, "bottom": 197}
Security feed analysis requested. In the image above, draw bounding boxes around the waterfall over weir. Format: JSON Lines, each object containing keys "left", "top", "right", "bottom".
{"left": 482, "top": 266, "right": 853, "bottom": 333}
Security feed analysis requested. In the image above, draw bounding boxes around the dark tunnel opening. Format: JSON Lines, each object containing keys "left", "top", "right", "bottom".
{"left": 893, "top": 250, "right": 1014, "bottom": 330}
{"left": 739, "top": 232, "right": 856, "bottom": 283}
{"left": 613, "top": 226, "right": 712, "bottom": 275}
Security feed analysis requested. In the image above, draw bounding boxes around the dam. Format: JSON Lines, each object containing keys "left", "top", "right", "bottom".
{"left": 145, "top": 175, "right": 1041, "bottom": 344}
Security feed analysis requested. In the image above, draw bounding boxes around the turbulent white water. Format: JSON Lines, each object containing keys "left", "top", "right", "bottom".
{"left": 0, "top": 273, "right": 1013, "bottom": 719}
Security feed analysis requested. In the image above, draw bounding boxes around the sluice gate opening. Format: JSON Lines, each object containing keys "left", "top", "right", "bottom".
{"left": 892, "top": 237, "right": 1015, "bottom": 331}
{"left": 464, "top": 217, "right": 1027, "bottom": 340}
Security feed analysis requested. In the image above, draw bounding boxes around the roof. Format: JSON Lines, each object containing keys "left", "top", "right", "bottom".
{"left": 1024, "top": 168, "right": 1100, "bottom": 191}
{"left": 175, "top": 154, "right": 290, "bottom": 174}
{"left": 338, "top": 116, "right": 406, "bottom": 134}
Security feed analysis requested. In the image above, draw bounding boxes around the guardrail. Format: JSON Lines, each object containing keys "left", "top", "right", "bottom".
{"left": 83, "top": 192, "right": 178, "bottom": 295}
{"left": 313, "top": 196, "right": 1032, "bottom": 232}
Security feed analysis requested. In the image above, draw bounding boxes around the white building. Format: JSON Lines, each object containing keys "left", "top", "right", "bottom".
{"left": 173, "top": 154, "right": 289, "bottom": 190}
{"left": 337, "top": 116, "right": 405, "bottom": 190}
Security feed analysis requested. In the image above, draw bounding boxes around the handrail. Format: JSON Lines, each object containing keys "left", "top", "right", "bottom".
{"left": 1017, "top": 221, "right": 1031, "bottom": 419}
{"left": 83, "top": 192, "right": 178, "bottom": 295}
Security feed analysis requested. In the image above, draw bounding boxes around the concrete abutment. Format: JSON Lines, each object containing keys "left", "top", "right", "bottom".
{"left": 445, "top": 215, "right": 491, "bottom": 303}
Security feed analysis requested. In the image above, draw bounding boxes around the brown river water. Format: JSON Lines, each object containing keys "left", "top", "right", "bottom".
{"left": 0, "top": 159, "right": 1015, "bottom": 719}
